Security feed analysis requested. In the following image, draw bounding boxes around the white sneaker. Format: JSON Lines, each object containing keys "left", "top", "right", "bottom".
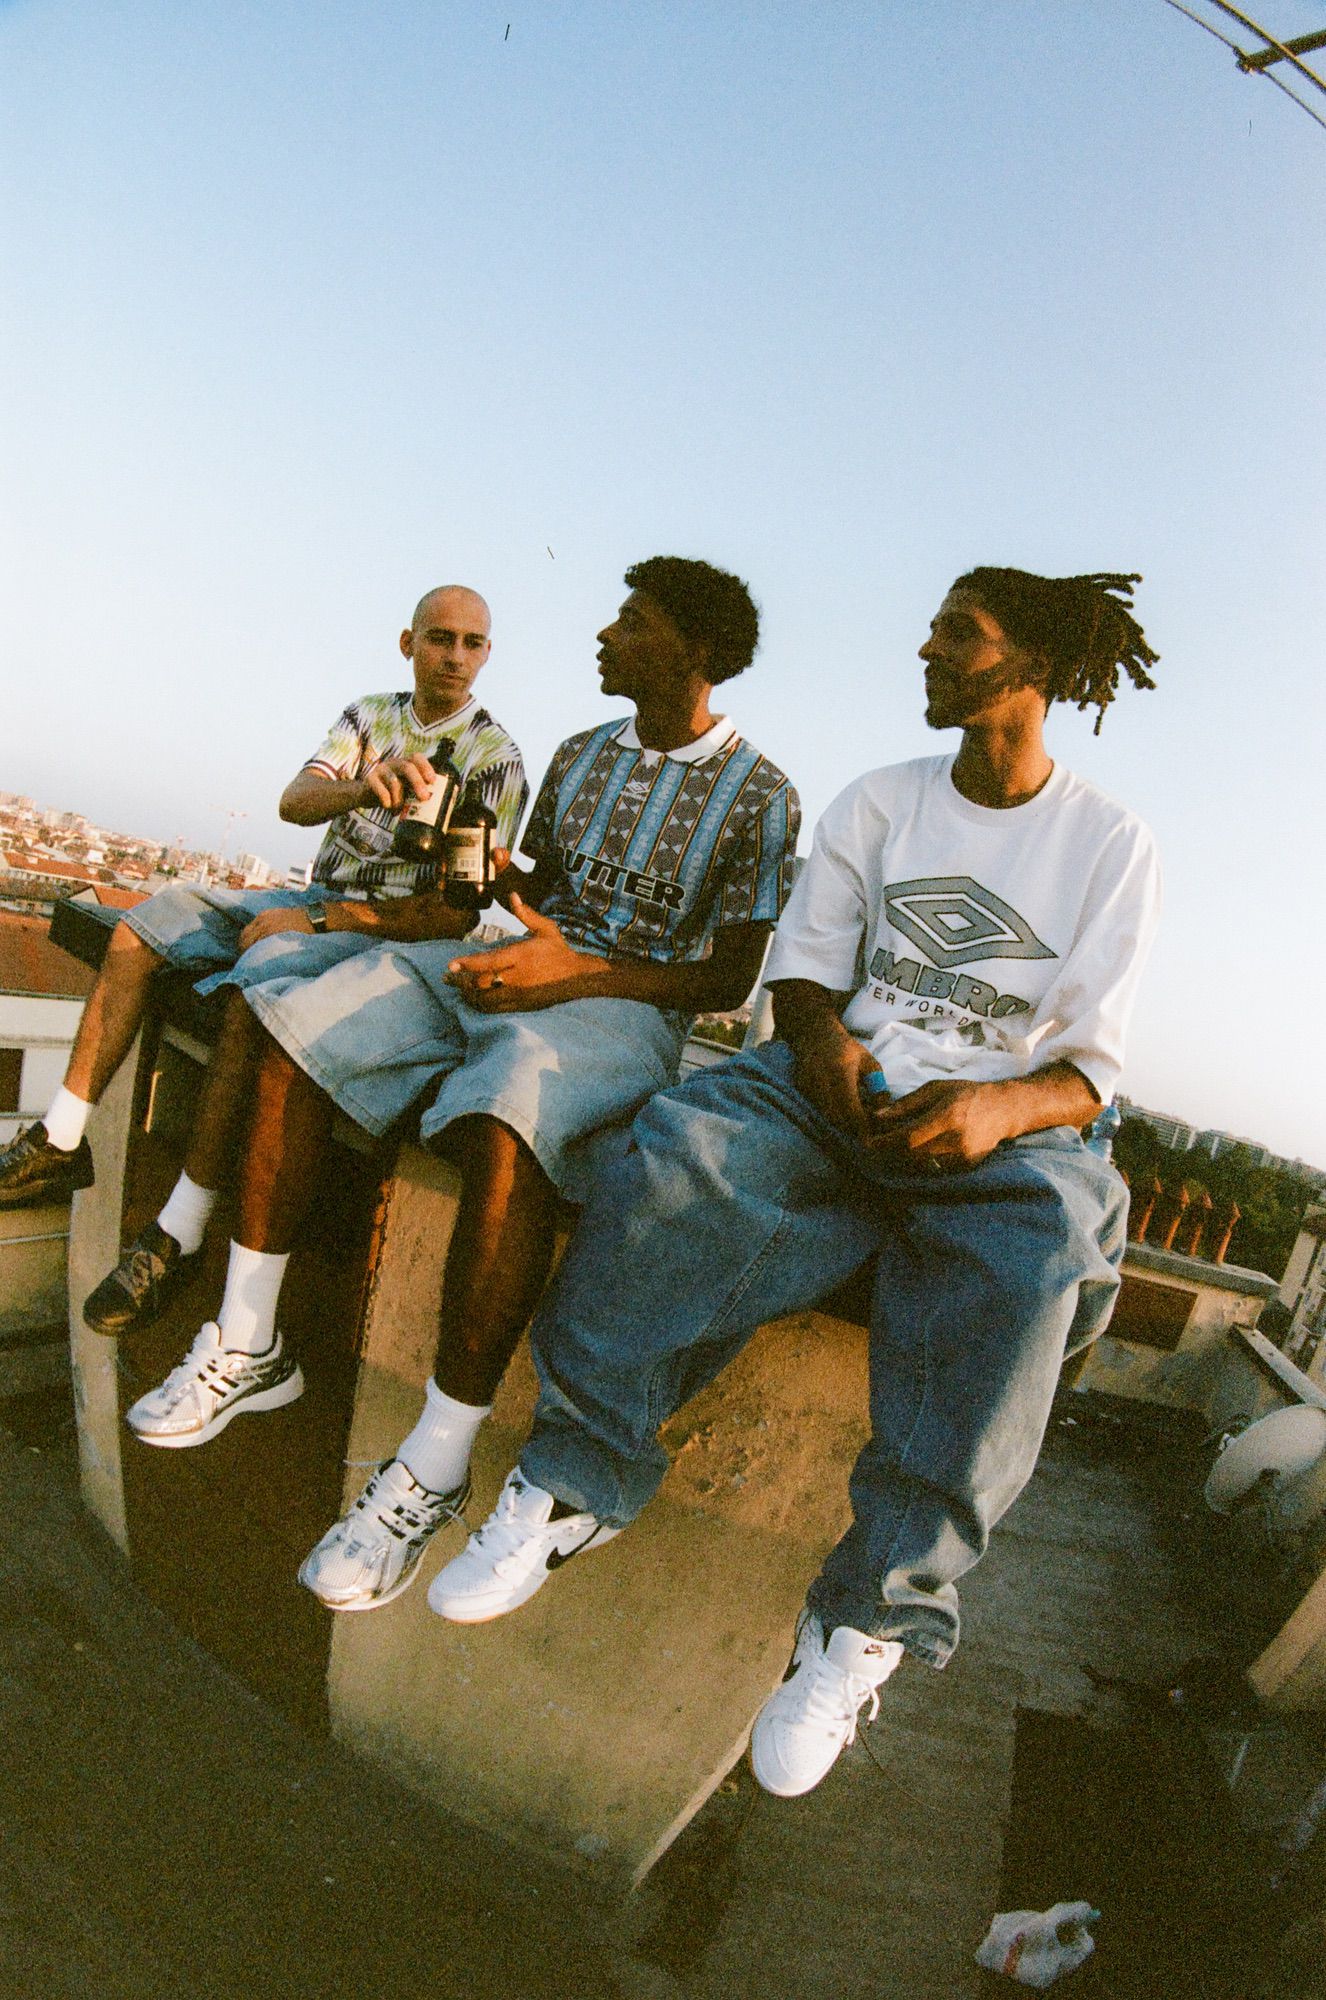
{"left": 426, "top": 1467, "right": 620, "bottom": 1623}
{"left": 298, "top": 1459, "right": 470, "bottom": 1611}
{"left": 749, "top": 1612, "right": 903, "bottom": 1797}
{"left": 126, "top": 1323, "right": 304, "bottom": 1449}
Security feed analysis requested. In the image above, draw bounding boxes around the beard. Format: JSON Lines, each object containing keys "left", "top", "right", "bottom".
{"left": 925, "top": 659, "right": 1043, "bottom": 728}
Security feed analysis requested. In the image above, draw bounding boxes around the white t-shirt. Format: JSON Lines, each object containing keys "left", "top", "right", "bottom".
{"left": 764, "top": 754, "right": 1161, "bottom": 1104}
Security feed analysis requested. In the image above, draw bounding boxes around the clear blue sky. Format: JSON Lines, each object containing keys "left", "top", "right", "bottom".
{"left": 3, "top": 1, "right": 1324, "bottom": 1163}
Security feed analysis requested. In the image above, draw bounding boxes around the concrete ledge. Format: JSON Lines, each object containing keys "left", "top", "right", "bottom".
{"left": 65, "top": 985, "right": 872, "bottom": 1882}
{"left": 1121, "top": 1239, "right": 1279, "bottom": 1298}
{"left": 1234, "top": 1324, "right": 1326, "bottom": 1412}
{"left": 325, "top": 1141, "right": 869, "bottom": 1885}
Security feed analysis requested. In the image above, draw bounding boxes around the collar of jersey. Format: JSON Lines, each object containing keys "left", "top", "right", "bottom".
{"left": 613, "top": 715, "right": 737, "bottom": 764}
{"left": 406, "top": 694, "right": 477, "bottom": 735}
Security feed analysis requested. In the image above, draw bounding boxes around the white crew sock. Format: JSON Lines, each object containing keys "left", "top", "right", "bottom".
{"left": 44, "top": 1086, "right": 92, "bottom": 1153}
{"left": 397, "top": 1378, "right": 491, "bottom": 1495}
{"left": 156, "top": 1172, "right": 217, "bottom": 1257}
{"left": 216, "top": 1241, "right": 289, "bottom": 1354}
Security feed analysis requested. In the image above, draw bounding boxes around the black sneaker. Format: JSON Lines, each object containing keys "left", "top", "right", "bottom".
{"left": 0, "top": 1122, "right": 95, "bottom": 1209}
{"left": 84, "top": 1220, "right": 198, "bottom": 1337}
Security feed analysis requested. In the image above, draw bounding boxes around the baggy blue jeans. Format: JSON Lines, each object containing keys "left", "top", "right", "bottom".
{"left": 521, "top": 1041, "right": 1128, "bottom": 1667}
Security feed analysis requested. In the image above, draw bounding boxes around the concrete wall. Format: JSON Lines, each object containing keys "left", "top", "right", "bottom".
{"left": 324, "top": 1141, "right": 870, "bottom": 1885}
{"left": 1070, "top": 1242, "right": 1278, "bottom": 1429}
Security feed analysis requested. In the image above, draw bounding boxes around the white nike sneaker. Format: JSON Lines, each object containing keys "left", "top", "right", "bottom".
{"left": 749, "top": 1612, "right": 903, "bottom": 1797}
{"left": 298, "top": 1459, "right": 470, "bottom": 1611}
{"left": 426, "top": 1466, "right": 620, "bottom": 1623}
{"left": 126, "top": 1322, "right": 304, "bottom": 1449}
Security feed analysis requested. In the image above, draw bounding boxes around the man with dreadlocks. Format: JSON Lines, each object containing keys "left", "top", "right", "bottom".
{"left": 428, "top": 566, "right": 1161, "bottom": 1800}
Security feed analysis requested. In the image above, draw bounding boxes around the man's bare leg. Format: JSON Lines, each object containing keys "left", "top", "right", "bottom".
{"left": 123, "top": 1030, "right": 334, "bottom": 1443}
{"left": 433, "top": 1115, "right": 562, "bottom": 1406}
{"left": 181, "top": 990, "right": 268, "bottom": 1192}
{"left": 298, "top": 1114, "right": 565, "bottom": 1605}
{"left": 65, "top": 920, "right": 166, "bottom": 1105}
{"left": 381, "top": 1115, "right": 561, "bottom": 1494}
{"left": 85, "top": 991, "right": 293, "bottom": 1333}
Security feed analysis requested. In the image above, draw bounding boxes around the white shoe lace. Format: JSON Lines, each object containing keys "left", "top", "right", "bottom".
{"left": 153, "top": 1327, "right": 268, "bottom": 1408}
{"left": 465, "top": 1484, "right": 549, "bottom": 1576}
{"left": 792, "top": 1655, "right": 882, "bottom": 1746}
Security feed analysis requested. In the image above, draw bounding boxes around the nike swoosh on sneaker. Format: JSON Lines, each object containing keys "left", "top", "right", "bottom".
{"left": 545, "top": 1526, "right": 606, "bottom": 1570}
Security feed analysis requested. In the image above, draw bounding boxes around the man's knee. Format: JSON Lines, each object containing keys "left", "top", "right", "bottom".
{"left": 106, "top": 916, "right": 163, "bottom": 973}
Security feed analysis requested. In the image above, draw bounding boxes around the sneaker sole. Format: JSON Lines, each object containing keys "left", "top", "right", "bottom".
{"left": 128, "top": 1365, "right": 305, "bottom": 1449}
{"left": 298, "top": 1480, "right": 472, "bottom": 1612}
{"left": 427, "top": 1522, "right": 621, "bottom": 1624}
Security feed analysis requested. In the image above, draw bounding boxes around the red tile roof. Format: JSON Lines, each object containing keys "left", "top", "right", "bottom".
{"left": 2, "top": 850, "right": 97, "bottom": 884}
{"left": 0, "top": 911, "right": 96, "bottom": 998}
{"left": 74, "top": 884, "right": 149, "bottom": 912}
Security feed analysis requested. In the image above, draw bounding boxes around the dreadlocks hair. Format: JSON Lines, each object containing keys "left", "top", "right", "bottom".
{"left": 952, "top": 568, "right": 1159, "bottom": 734}
{"left": 623, "top": 556, "right": 760, "bottom": 684}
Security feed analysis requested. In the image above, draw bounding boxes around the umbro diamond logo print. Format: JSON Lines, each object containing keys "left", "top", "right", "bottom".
{"left": 882, "top": 877, "right": 1056, "bottom": 971}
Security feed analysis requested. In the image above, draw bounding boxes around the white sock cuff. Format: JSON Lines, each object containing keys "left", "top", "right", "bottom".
{"left": 397, "top": 1379, "right": 491, "bottom": 1494}
{"left": 44, "top": 1086, "right": 92, "bottom": 1153}
{"left": 156, "top": 1172, "right": 217, "bottom": 1256}
{"left": 217, "top": 1241, "right": 289, "bottom": 1353}
{"left": 424, "top": 1378, "right": 492, "bottom": 1422}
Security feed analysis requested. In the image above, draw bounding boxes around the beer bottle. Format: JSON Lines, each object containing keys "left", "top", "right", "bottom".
{"left": 443, "top": 784, "right": 497, "bottom": 910}
{"left": 392, "top": 756, "right": 462, "bottom": 863}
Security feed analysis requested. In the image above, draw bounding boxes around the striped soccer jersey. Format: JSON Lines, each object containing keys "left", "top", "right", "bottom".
{"left": 304, "top": 691, "right": 527, "bottom": 896}
{"left": 522, "top": 716, "right": 799, "bottom": 962}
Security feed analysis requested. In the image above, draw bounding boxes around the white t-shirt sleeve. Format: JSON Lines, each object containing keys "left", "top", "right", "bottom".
{"left": 764, "top": 779, "right": 880, "bottom": 993}
{"left": 1027, "top": 815, "right": 1162, "bottom": 1102}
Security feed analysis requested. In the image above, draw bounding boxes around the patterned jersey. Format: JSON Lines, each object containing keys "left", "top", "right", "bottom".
{"left": 304, "top": 691, "right": 527, "bottom": 896}
{"left": 521, "top": 717, "right": 799, "bottom": 962}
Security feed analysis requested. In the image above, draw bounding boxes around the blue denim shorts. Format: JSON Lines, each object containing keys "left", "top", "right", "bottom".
{"left": 244, "top": 937, "right": 688, "bottom": 1195}
{"left": 125, "top": 883, "right": 372, "bottom": 995}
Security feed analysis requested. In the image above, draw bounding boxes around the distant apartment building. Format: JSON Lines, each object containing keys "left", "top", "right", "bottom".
{"left": 1118, "top": 1100, "right": 1198, "bottom": 1151}
{"left": 1119, "top": 1098, "right": 1318, "bottom": 1184}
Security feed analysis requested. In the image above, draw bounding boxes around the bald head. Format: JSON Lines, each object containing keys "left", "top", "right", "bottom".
{"left": 401, "top": 584, "right": 493, "bottom": 724}
{"left": 412, "top": 584, "right": 491, "bottom": 636}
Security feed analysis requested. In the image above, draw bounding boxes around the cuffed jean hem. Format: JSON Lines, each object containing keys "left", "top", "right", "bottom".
{"left": 519, "top": 1402, "right": 661, "bottom": 1529}
{"left": 803, "top": 1582, "right": 954, "bottom": 1669}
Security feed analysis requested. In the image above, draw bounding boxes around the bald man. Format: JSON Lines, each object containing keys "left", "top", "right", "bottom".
{"left": 0, "top": 586, "right": 528, "bottom": 1339}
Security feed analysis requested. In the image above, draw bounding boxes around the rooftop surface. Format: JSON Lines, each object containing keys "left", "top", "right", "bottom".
{"left": 0, "top": 909, "right": 97, "bottom": 998}
{"left": 2, "top": 1371, "right": 1317, "bottom": 1999}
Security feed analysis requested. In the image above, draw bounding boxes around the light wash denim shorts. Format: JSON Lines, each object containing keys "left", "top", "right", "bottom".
{"left": 244, "top": 936, "right": 688, "bottom": 1196}
{"left": 125, "top": 882, "right": 376, "bottom": 996}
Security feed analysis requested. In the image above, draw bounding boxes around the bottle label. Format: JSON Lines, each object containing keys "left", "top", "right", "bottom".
{"left": 445, "top": 824, "right": 490, "bottom": 884}
{"left": 401, "top": 769, "right": 460, "bottom": 831}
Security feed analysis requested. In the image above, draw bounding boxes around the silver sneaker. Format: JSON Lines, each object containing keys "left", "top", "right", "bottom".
{"left": 298, "top": 1459, "right": 470, "bottom": 1611}
{"left": 126, "top": 1322, "right": 303, "bottom": 1449}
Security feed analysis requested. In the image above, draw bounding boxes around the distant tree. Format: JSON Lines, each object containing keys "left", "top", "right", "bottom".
{"left": 1114, "top": 1118, "right": 1313, "bottom": 1280}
